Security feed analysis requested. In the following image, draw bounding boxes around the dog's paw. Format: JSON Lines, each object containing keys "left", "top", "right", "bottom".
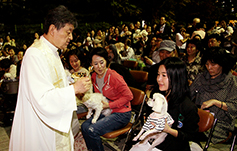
{"left": 91, "top": 119, "right": 97, "bottom": 124}
{"left": 86, "top": 114, "right": 91, "bottom": 119}
{"left": 132, "top": 136, "right": 139, "bottom": 141}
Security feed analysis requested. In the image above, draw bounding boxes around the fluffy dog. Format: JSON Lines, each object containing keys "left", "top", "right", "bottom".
{"left": 82, "top": 92, "right": 112, "bottom": 124}
{"left": 131, "top": 93, "right": 174, "bottom": 151}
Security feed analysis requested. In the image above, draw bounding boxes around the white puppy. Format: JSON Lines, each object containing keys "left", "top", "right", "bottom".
{"left": 82, "top": 93, "right": 112, "bottom": 124}
{"left": 131, "top": 93, "right": 174, "bottom": 151}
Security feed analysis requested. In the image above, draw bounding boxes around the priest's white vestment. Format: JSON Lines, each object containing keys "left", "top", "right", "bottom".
{"left": 9, "top": 36, "right": 77, "bottom": 151}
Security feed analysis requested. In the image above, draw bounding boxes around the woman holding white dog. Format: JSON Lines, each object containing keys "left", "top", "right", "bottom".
{"left": 81, "top": 47, "right": 133, "bottom": 151}
{"left": 134, "top": 57, "right": 199, "bottom": 151}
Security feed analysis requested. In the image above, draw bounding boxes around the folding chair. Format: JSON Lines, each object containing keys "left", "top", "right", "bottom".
{"left": 102, "top": 87, "right": 146, "bottom": 151}
{"left": 123, "top": 60, "right": 138, "bottom": 70}
{"left": 230, "top": 126, "right": 237, "bottom": 151}
{"left": 197, "top": 108, "right": 217, "bottom": 151}
{"left": 129, "top": 70, "right": 148, "bottom": 91}
{"left": 129, "top": 70, "right": 148, "bottom": 83}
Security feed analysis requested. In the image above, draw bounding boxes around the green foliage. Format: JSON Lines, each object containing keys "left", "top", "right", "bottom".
{"left": 0, "top": 0, "right": 235, "bottom": 47}
{"left": 77, "top": 22, "right": 112, "bottom": 39}
{"left": 110, "top": 0, "right": 142, "bottom": 18}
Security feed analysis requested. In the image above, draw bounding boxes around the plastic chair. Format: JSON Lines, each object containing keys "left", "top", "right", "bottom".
{"left": 102, "top": 87, "right": 146, "bottom": 151}
{"left": 197, "top": 108, "right": 217, "bottom": 151}
{"left": 77, "top": 112, "right": 88, "bottom": 119}
{"left": 129, "top": 70, "right": 148, "bottom": 92}
{"left": 123, "top": 60, "right": 138, "bottom": 70}
{"left": 1, "top": 80, "right": 19, "bottom": 126}
{"left": 129, "top": 70, "right": 148, "bottom": 83}
{"left": 230, "top": 126, "right": 237, "bottom": 151}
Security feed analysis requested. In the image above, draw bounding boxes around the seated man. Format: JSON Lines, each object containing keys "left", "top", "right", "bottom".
{"left": 146, "top": 40, "right": 177, "bottom": 94}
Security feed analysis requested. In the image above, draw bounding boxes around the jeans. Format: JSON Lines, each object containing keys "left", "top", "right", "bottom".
{"left": 81, "top": 111, "right": 131, "bottom": 151}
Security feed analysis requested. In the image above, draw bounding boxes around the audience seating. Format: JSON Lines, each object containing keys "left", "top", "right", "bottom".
{"left": 230, "top": 126, "right": 237, "bottom": 151}
{"left": 102, "top": 86, "right": 146, "bottom": 151}
{"left": 123, "top": 60, "right": 138, "bottom": 70}
{"left": 197, "top": 108, "right": 217, "bottom": 151}
{"left": 129, "top": 70, "right": 148, "bottom": 91}
{"left": 129, "top": 70, "right": 148, "bottom": 83}
{"left": 77, "top": 112, "right": 88, "bottom": 119}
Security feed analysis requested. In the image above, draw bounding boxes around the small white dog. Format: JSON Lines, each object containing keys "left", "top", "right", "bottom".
{"left": 130, "top": 93, "right": 174, "bottom": 151}
{"left": 4, "top": 73, "right": 12, "bottom": 80}
{"left": 82, "top": 93, "right": 112, "bottom": 124}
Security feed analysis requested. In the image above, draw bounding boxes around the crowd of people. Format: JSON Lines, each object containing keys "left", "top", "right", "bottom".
{"left": 1, "top": 16, "right": 237, "bottom": 82}
{"left": 1, "top": 4, "right": 237, "bottom": 151}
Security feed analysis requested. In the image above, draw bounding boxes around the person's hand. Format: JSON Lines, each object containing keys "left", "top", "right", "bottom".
{"left": 102, "top": 99, "right": 110, "bottom": 109}
{"left": 144, "top": 56, "right": 153, "bottom": 65}
{"left": 188, "top": 80, "right": 193, "bottom": 86}
{"left": 73, "top": 77, "right": 91, "bottom": 94}
{"left": 156, "top": 31, "right": 161, "bottom": 35}
{"left": 163, "top": 118, "right": 178, "bottom": 137}
{"left": 201, "top": 99, "right": 217, "bottom": 110}
{"left": 163, "top": 118, "right": 171, "bottom": 133}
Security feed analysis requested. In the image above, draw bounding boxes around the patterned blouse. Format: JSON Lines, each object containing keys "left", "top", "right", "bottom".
{"left": 181, "top": 52, "right": 203, "bottom": 83}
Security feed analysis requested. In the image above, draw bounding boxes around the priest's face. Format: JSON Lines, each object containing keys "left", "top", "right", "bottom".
{"left": 91, "top": 55, "right": 107, "bottom": 78}
{"left": 53, "top": 23, "right": 74, "bottom": 50}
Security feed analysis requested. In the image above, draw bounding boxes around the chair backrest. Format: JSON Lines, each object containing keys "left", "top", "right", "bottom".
{"left": 198, "top": 108, "right": 215, "bottom": 132}
{"left": 1, "top": 81, "right": 19, "bottom": 94}
{"left": 123, "top": 60, "right": 138, "bottom": 69}
{"left": 129, "top": 70, "right": 148, "bottom": 83}
{"left": 129, "top": 86, "right": 146, "bottom": 106}
{"left": 197, "top": 108, "right": 217, "bottom": 150}
{"left": 121, "top": 87, "right": 146, "bottom": 150}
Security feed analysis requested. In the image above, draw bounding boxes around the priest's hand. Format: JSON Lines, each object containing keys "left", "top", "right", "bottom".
{"left": 73, "top": 77, "right": 91, "bottom": 94}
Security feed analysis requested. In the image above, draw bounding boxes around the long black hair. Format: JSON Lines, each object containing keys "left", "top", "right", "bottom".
{"left": 66, "top": 48, "right": 85, "bottom": 70}
{"left": 108, "top": 44, "right": 121, "bottom": 64}
{"left": 159, "top": 57, "right": 190, "bottom": 109}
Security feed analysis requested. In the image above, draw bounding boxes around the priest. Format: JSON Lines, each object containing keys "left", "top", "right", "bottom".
{"left": 9, "top": 5, "right": 91, "bottom": 151}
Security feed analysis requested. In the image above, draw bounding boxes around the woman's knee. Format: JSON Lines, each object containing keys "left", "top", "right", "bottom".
{"left": 81, "top": 121, "right": 90, "bottom": 133}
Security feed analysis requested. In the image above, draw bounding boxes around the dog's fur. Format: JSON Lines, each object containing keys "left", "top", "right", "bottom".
{"left": 82, "top": 92, "right": 112, "bottom": 124}
{"left": 131, "top": 93, "right": 174, "bottom": 151}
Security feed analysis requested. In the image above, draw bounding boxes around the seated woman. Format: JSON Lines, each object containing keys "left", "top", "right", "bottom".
{"left": 65, "top": 49, "right": 92, "bottom": 114}
{"left": 145, "top": 40, "right": 178, "bottom": 94}
{"left": 131, "top": 57, "right": 199, "bottom": 151}
{"left": 106, "top": 44, "right": 138, "bottom": 89}
{"left": 119, "top": 38, "right": 136, "bottom": 61}
{"left": 66, "top": 49, "right": 91, "bottom": 82}
{"left": 81, "top": 47, "right": 133, "bottom": 151}
{"left": 181, "top": 39, "right": 204, "bottom": 85}
{"left": 175, "top": 25, "right": 189, "bottom": 56}
{"left": 190, "top": 47, "right": 237, "bottom": 144}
